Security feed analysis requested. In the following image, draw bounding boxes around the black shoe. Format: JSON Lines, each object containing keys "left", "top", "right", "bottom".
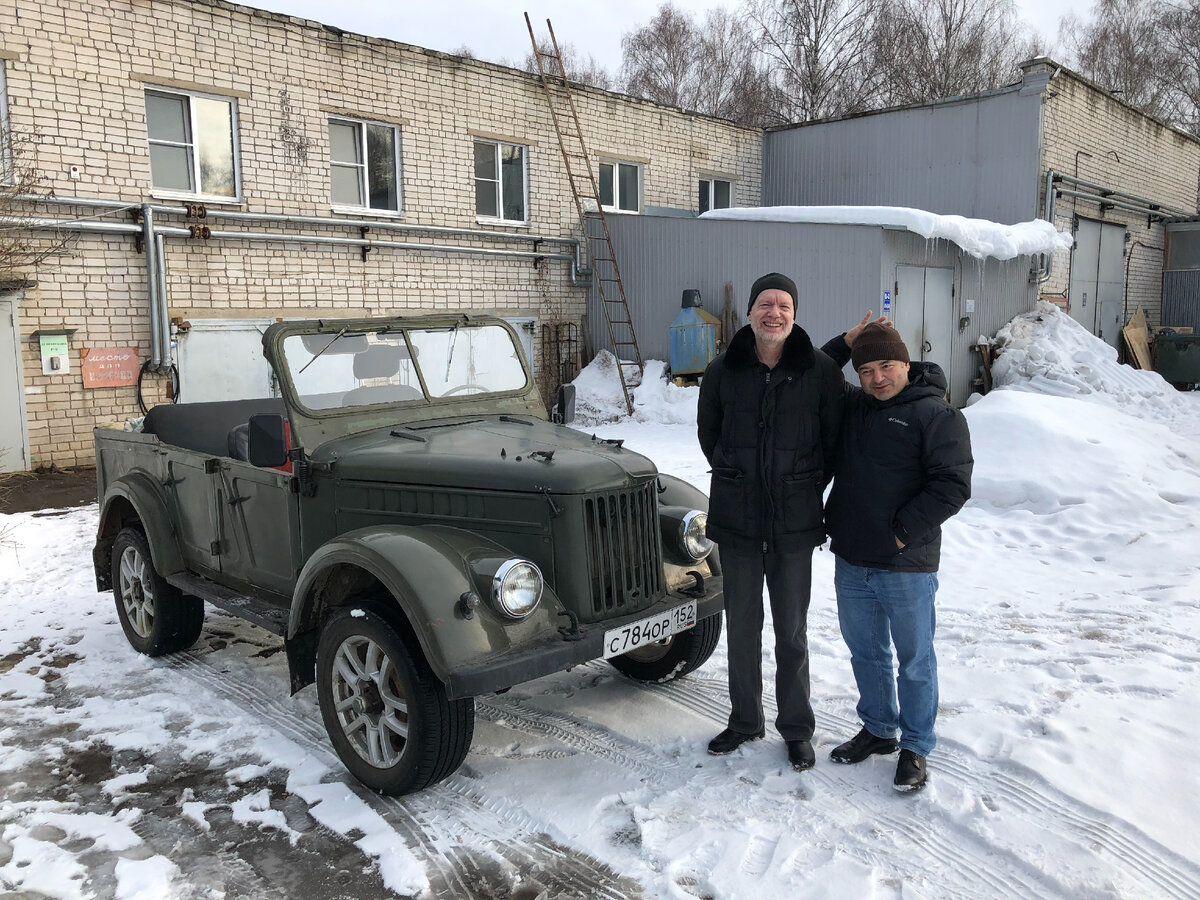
{"left": 786, "top": 739, "right": 815, "bottom": 771}
{"left": 893, "top": 749, "right": 928, "bottom": 792}
{"left": 707, "top": 727, "right": 765, "bottom": 755}
{"left": 829, "top": 727, "right": 900, "bottom": 765}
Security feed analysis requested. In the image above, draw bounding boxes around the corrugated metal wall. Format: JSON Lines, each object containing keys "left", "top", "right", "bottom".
{"left": 588, "top": 216, "right": 1037, "bottom": 404}
{"left": 762, "top": 87, "right": 1044, "bottom": 224}
{"left": 589, "top": 215, "right": 883, "bottom": 366}
{"left": 1163, "top": 271, "right": 1200, "bottom": 330}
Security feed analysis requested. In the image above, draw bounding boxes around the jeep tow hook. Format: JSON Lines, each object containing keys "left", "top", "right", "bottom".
{"left": 557, "top": 609, "right": 585, "bottom": 641}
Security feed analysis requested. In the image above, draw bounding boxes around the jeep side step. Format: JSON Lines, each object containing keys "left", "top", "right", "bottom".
{"left": 166, "top": 572, "right": 290, "bottom": 636}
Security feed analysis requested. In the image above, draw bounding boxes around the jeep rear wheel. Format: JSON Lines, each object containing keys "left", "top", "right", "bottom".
{"left": 112, "top": 527, "right": 204, "bottom": 656}
{"left": 608, "top": 612, "right": 723, "bottom": 683}
{"left": 316, "top": 606, "right": 474, "bottom": 796}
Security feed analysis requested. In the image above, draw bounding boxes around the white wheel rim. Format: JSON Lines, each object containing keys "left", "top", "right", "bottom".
{"left": 118, "top": 545, "right": 155, "bottom": 638}
{"left": 331, "top": 634, "right": 409, "bottom": 768}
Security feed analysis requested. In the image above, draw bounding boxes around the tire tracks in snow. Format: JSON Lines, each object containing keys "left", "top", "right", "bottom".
{"left": 164, "top": 640, "right": 642, "bottom": 900}
{"left": 627, "top": 665, "right": 1200, "bottom": 899}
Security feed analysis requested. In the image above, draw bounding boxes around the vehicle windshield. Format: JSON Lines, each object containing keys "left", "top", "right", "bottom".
{"left": 281, "top": 323, "right": 528, "bottom": 410}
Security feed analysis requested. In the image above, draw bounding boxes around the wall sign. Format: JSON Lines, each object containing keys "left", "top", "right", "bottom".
{"left": 883, "top": 289, "right": 892, "bottom": 314}
{"left": 39, "top": 334, "right": 70, "bottom": 375}
{"left": 81, "top": 346, "right": 140, "bottom": 388}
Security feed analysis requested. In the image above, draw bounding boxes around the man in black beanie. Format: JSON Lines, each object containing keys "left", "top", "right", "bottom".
{"left": 697, "top": 272, "right": 849, "bottom": 771}
{"left": 821, "top": 321, "right": 973, "bottom": 792}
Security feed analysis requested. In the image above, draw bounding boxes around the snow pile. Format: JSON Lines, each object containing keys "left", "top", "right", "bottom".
{"left": 701, "top": 205, "right": 1073, "bottom": 260}
{"left": 571, "top": 351, "right": 699, "bottom": 426}
{"left": 990, "top": 300, "right": 1183, "bottom": 422}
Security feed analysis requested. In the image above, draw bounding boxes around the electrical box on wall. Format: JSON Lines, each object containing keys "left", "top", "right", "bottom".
{"left": 34, "top": 331, "right": 73, "bottom": 375}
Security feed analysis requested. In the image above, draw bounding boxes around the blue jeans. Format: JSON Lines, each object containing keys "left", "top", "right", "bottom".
{"left": 834, "top": 556, "right": 939, "bottom": 756}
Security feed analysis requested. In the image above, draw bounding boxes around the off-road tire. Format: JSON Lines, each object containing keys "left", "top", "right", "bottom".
{"left": 608, "top": 612, "right": 723, "bottom": 683}
{"left": 316, "top": 606, "right": 474, "bottom": 796}
{"left": 112, "top": 526, "right": 204, "bottom": 656}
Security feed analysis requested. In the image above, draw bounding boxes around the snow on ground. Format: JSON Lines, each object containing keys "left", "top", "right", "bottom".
{"left": 701, "top": 206, "right": 1073, "bottom": 260}
{"left": 2, "top": 304, "right": 1199, "bottom": 899}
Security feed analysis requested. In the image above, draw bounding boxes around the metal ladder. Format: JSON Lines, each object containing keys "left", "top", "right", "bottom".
{"left": 525, "top": 13, "right": 643, "bottom": 415}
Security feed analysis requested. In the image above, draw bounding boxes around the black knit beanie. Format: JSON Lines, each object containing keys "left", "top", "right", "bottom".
{"left": 747, "top": 272, "right": 798, "bottom": 316}
{"left": 851, "top": 322, "right": 910, "bottom": 369}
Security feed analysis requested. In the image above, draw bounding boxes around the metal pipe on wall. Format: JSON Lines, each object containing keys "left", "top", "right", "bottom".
{"left": 16, "top": 193, "right": 592, "bottom": 284}
{"left": 1052, "top": 188, "right": 1180, "bottom": 220}
{"left": 154, "top": 233, "right": 171, "bottom": 372}
{"left": 142, "top": 204, "right": 163, "bottom": 370}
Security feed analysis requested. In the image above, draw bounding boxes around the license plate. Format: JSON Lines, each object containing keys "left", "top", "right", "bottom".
{"left": 602, "top": 602, "right": 697, "bottom": 658}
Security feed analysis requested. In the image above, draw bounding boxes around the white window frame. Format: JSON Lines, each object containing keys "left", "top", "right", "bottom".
{"left": 145, "top": 86, "right": 241, "bottom": 202}
{"left": 0, "top": 62, "right": 12, "bottom": 185}
{"left": 598, "top": 159, "right": 642, "bottom": 214}
{"left": 329, "top": 116, "right": 403, "bottom": 215}
{"left": 473, "top": 138, "right": 528, "bottom": 225}
{"left": 699, "top": 176, "right": 733, "bottom": 213}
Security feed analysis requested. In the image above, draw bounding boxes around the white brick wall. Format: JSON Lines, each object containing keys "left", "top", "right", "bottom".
{"left": 1, "top": 0, "right": 762, "bottom": 467}
{"left": 1030, "top": 62, "right": 1200, "bottom": 328}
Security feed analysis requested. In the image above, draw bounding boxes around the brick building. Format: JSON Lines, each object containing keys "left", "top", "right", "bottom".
{"left": 0, "top": 0, "right": 761, "bottom": 471}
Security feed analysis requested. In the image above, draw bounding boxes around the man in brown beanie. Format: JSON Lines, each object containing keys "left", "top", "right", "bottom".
{"left": 698, "top": 272, "right": 865, "bottom": 772}
{"left": 821, "top": 321, "right": 973, "bottom": 791}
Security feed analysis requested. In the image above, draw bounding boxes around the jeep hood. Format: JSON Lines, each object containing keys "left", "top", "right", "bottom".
{"left": 317, "top": 417, "right": 658, "bottom": 493}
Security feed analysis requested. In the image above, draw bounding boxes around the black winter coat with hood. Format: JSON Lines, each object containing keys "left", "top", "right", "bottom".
{"left": 697, "top": 323, "right": 845, "bottom": 554}
{"left": 822, "top": 339, "right": 974, "bottom": 573}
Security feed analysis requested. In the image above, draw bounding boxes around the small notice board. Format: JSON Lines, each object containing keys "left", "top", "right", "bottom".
{"left": 81, "top": 346, "right": 140, "bottom": 389}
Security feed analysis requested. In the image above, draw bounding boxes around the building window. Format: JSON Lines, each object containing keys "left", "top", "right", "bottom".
{"left": 0, "top": 62, "right": 11, "bottom": 184}
{"left": 145, "top": 88, "right": 238, "bottom": 199}
{"left": 473, "top": 139, "right": 526, "bottom": 223}
{"left": 329, "top": 117, "right": 401, "bottom": 212}
{"left": 699, "top": 177, "right": 732, "bottom": 213}
{"left": 598, "top": 160, "right": 641, "bottom": 213}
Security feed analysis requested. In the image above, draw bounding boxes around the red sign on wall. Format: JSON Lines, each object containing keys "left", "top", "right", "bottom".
{"left": 81, "top": 346, "right": 140, "bottom": 389}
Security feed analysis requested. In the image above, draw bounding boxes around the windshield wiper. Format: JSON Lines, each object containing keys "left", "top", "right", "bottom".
{"left": 299, "top": 326, "right": 348, "bottom": 374}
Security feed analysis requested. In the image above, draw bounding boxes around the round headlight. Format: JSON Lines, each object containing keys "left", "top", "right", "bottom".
{"left": 680, "top": 510, "right": 714, "bottom": 561}
{"left": 491, "top": 559, "right": 543, "bottom": 619}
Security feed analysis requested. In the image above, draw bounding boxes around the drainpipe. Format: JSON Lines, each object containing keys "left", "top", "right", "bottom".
{"left": 142, "top": 204, "right": 163, "bottom": 371}
{"left": 155, "top": 233, "right": 172, "bottom": 370}
{"left": 1037, "top": 169, "right": 1058, "bottom": 285}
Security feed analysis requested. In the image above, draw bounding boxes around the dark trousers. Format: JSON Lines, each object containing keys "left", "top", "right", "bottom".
{"left": 721, "top": 546, "right": 815, "bottom": 741}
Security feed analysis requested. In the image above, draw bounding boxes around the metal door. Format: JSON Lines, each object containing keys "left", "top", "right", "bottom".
{"left": 0, "top": 296, "right": 28, "bottom": 472}
{"left": 1069, "top": 218, "right": 1126, "bottom": 347}
{"left": 895, "top": 266, "right": 954, "bottom": 388}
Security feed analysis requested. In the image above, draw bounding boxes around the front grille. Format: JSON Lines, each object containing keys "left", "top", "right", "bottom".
{"left": 583, "top": 481, "right": 663, "bottom": 615}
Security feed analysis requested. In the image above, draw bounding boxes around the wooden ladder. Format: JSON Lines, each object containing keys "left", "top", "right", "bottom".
{"left": 525, "top": 13, "right": 643, "bottom": 415}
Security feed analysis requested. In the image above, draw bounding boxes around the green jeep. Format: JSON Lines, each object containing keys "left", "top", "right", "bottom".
{"left": 93, "top": 314, "right": 724, "bottom": 795}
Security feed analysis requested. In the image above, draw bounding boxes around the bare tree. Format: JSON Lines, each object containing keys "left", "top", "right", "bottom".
{"left": 1, "top": 126, "right": 73, "bottom": 287}
{"left": 1155, "top": 0, "right": 1200, "bottom": 135}
{"left": 620, "top": 3, "right": 773, "bottom": 124}
{"left": 622, "top": 3, "right": 704, "bottom": 108}
{"left": 746, "top": 0, "right": 885, "bottom": 123}
{"left": 875, "top": 0, "right": 1037, "bottom": 106}
{"left": 1059, "top": 0, "right": 1172, "bottom": 119}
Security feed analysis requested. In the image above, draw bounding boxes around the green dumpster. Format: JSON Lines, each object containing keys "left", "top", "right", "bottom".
{"left": 1154, "top": 333, "right": 1200, "bottom": 388}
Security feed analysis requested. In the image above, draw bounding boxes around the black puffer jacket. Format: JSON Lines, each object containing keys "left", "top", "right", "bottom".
{"left": 822, "top": 340, "right": 973, "bottom": 572}
{"left": 697, "top": 324, "right": 845, "bottom": 554}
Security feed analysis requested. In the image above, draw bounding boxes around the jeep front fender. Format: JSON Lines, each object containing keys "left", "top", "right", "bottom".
{"left": 288, "top": 525, "right": 566, "bottom": 688}
{"left": 94, "top": 471, "right": 184, "bottom": 591}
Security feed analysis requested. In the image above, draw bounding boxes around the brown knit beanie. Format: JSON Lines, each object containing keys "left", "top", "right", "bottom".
{"left": 851, "top": 322, "right": 910, "bottom": 369}
{"left": 747, "top": 272, "right": 798, "bottom": 316}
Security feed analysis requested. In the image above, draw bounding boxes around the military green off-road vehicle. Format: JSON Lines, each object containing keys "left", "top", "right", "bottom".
{"left": 93, "top": 314, "right": 724, "bottom": 795}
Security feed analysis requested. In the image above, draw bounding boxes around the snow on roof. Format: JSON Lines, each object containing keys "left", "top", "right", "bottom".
{"left": 700, "top": 205, "right": 1074, "bottom": 261}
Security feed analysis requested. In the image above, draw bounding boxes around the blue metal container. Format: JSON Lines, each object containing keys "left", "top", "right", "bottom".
{"left": 669, "top": 291, "right": 721, "bottom": 376}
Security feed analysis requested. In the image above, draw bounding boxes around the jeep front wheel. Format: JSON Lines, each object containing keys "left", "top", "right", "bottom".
{"left": 608, "top": 612, "right": 723, "bottom": 683}
{"left": 316, "top": 606, "right": 474, "bottom": 795}
{"left": 112, "top": 527, "right": 204, "bottom": 656}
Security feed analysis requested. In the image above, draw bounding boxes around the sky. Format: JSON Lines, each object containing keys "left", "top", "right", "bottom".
{"left": 2, "top": 302, "right": 1200, "bottom": 898}
{"left": 240, "top": 0, "right": 1090, "bottom": 76}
